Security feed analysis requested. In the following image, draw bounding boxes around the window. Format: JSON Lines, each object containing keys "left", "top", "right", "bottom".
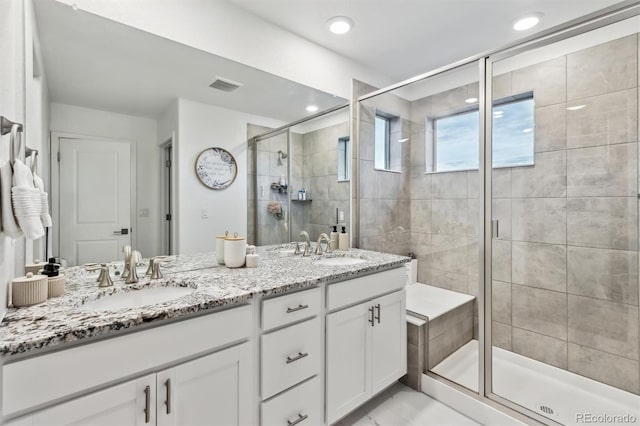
{"left": 375, "top": 114, "right": 390, "bottom": 170}
{"left": 433, "top": 96, "right": 534, "bottom": 172}
{"left": 338, "top": 137, "right": 350, "bottom": 181}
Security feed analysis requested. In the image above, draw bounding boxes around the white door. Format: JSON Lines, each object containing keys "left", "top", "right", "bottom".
{"left": 326, "top": 301, "right": 371, "bottom": 425}
{"left": 157, "top": 343, "right": 251, "bottom": 426}
{"left": 31, "top": 374, "right": 155, "bottom": 426}
{"left": 371, "top": 290, "right": 407, "bottom": 394}
{"left": 59, "top": 137, "right": 131, "bottom": 266}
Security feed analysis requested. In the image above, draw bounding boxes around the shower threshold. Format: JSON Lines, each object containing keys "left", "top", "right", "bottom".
{"left": 431, "top": 340, "right": 639, "bottom": 425}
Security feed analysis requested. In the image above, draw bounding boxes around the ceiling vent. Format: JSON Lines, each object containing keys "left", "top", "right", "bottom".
{"left": 209, "top": 76, "right": 243, "bottom": 92}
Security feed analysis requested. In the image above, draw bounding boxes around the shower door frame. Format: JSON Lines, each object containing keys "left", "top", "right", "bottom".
{"left": 355, "top": 1, "right": 640, "bottom": 423}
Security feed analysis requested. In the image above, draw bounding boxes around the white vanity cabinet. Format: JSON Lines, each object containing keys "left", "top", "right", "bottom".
{"left": 325, "top": 269, "right": 406, "bottom": 425}
{"left": 1, "top": 306, "right": 253, "bottom": 426}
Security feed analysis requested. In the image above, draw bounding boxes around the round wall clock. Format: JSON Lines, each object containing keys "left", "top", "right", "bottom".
{"left": 195, "top": 147, "right": 237, "bottom": 190}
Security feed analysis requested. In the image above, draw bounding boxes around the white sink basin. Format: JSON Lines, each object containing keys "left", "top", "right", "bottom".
{"left": 80, "top": 286, "right": 194, "bottom": 311}
{"left": 314, "top": 257, "right": 367, "bottom": 266}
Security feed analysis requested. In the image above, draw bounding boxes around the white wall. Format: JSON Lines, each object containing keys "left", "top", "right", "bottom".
{"left": 52, "top": 0, "right": 393, "bottom": 100}
{"left": 0, "top": 0, "right": 26, "bottom": 319}
{"left": 176, "top": 99, "right": 282, "bottom": 254}
{"left": 50, "top": 103, "right": 161, "bottom": 258}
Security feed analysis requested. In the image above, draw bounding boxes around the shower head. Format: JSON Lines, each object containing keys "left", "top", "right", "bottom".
{"left": 277, "top": 150, "right": 288, "bottom": 159}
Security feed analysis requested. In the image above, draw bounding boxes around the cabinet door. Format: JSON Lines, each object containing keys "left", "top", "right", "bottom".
{"left": 326, "top": 301, "right": 371, "bottom": 425}
{"left": 157, "top": 342, "right": 251, "bottom": 426}
{"left": 371, "top": 290, "right": 407, "bottom": 395}
{"left": 31, "top": 374, "right": 155, "bottom": 426}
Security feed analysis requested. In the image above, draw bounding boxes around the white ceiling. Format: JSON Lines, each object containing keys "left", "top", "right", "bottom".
{"left": 226, "top": 0, "right": 624, "bottom": 81}
{"left": 34, "top": 0, "right": 346, "bottom": 121}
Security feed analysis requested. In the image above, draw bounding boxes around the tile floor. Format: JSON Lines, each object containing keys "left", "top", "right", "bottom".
{"left": 336, "top": 382, "right": 479, "bottom": 426}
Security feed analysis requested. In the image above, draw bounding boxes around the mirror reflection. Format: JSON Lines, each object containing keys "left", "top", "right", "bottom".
{"left": 32, "top": 0, "right": 346, "bottom": 266}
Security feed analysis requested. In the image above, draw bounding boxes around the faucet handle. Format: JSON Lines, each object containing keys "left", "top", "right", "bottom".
{"left": 150, "top": 257, "right": 171, "bottom": 279}
{"left": 84, "top": 263, "right": 113, "bottom": 287}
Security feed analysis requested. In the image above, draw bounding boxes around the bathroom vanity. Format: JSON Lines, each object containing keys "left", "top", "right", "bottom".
{"left": 0, "top": 247, "right": 408, "bottom": 425}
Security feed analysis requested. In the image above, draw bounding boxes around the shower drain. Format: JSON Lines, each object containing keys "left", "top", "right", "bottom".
{"left": 538, "top": 404, "right": 555, "bottom": 416}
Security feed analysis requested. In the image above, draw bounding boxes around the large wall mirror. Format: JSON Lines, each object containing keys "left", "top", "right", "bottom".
{"left": 31, "top": 0, "right": 346, "bottom": 266}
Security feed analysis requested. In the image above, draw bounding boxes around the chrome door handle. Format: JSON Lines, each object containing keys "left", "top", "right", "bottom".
{"left": 375, "top": 303, "right": 381, "bottom": 324}
{"left": 286, "top": 352, "right": 309, "bottom": 364}
{"left": 143, "top": 385, "right": 151, "bottom": 423}
{"left": 286, "top": 304, "right": 309, "bottom": 313}
{"left": 287, "top": 413, "right": 308, "bottom": 426}
{"left": 368, "top": 306, "right": 375, "bottom": 326}
{"left": 165, "top": 378, "right": 171, "bottom": 414}
{"left": 113, "top": 228, "right": 129, "bottom": 235}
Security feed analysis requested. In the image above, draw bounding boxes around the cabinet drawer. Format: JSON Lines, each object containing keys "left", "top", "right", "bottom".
{"left": 262, "top": 287, "right": 321, "bottom": 331}
{"left": 327, "top": 267, "right": 405, "bottom": 311}
{"left": 261, "top": 317, "right": 321, "bottom": 400}
{"left": 261, "top": 376, "right": 321, "bottom": 426}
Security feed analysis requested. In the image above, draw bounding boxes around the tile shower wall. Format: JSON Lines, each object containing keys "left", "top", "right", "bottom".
{"left": 358, "top": 93, "right": 412, "bottom": 256}
{"left": 247, "top": 124, "right": 289, "bottom": 245}
{"left": 401, "top": 34, "right": 640, "bottom": 395}
{"left": 293, "top": 122, "right": 350, "bottom": 240}
{"left": 488, "top": 35, "right": 639, "bottom": 394}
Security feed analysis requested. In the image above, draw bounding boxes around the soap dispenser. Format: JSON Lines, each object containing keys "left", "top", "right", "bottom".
{"left": 330, "top": 226, "right": 339, "bottom": 251}
{"left": 339, "top": 226, "right": 349, "bottom": 251}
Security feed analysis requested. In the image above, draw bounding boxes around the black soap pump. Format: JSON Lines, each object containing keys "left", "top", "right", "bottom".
{"left": 339, "top": 226, "right": 349, "bottom": 251}
{"left": 41, "top": 258, "right": 61, "bottom": 277}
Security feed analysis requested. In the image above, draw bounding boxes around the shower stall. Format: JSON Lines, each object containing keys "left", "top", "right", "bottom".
{"left": 355, "top": 5, "right": 640, "bottom": 425}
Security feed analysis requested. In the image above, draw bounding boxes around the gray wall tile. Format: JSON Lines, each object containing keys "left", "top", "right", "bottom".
{"left": 432, "top": 171, "right": 468, "bottom": 199}
{"left": 567, "top": 142, "right": 637, "bottom": 197}
{"left": 511, "top": 198, "right": 567, "bottom": 245}
{"left": 512, "top": 285, "right": 567, "bottom": 340}
{"left": 512, "top": 56, "right": 566, "bottom": 107}
{"left": 567, "top": 197, "right": 638, "bottom": 250}
{"left": 535, "top": 104, "right": 567, "bottom": 153}
{"left": 512, "top": 327, "right": 568, "bottom": 369}
{"left": 512, "top": 242, "right": 567, "bottom": 292}
{"left": 492, "top": 280, "right": 512, "bottom": 325}
{"left": 492, "top": 239, "right": 511, "bottom": 282}
{"left": 431, "top": 234, "right": 469, "bottom": 275}
{"left": 492, "top": 321, "right": 512, "bottom": 350}
{"left": 432, "top": 199, "right": 467, "bottom": 236}
{"left": 567, "top": 35, "right": 638, "bottom": 100}
{"left": 511, "top": 151, "right": 566, "bottom": 198}
{"left": 568, "top": 246, "right": 639, "bottom": 305}
{"left": 568, "top": 343, "right": 640, "bottom": 394}
{"left": 568, "top": 295, "right": 639, "bottom": 360}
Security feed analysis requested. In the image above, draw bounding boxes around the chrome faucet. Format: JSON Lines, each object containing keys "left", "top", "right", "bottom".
{"left": 297, "top": 231, "right": 311, "bottom": 256}
{"left": 149, "top": 256, "right": 171, "bottom": 279}
{"left": 122, "top": 245, "right": 132, "bottom": 279}
{"left": 315, "top": 233, "right": 331, "bottom": 255}
{"left": 85, "top": 263, "right": 113, "bottom": 287}
{"left": 125, "top": 251, "right": 141, "bottom": 284}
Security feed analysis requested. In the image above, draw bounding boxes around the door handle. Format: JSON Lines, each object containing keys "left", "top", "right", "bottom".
{"left": 374, "top": 304, "right": 381, "bottom": 324}
{"left": 143, "top": 385, "right": 151, "bottom": 423}
{"left": 286, "top": 352, "right": 309, "bottom": 364}
{"left": 165, "top": 378, "right": 171, "bottom": 414}
{"left": 113, "top": 228, "right": 129, "bottom": 235}
{"left": 368, "top": 306, "right": 375, "bottom": 326}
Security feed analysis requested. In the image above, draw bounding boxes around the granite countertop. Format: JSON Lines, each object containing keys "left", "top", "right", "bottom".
{"left": 0, "top": 246, "right": 409, "bottom": 356}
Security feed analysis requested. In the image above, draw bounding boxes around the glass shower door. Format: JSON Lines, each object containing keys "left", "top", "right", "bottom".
{"left": 488, "top": 17, "right": 640, "bottom": 424}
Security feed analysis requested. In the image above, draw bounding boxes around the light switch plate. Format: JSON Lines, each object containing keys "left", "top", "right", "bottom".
{"left": 201, "top": 209, "right": 209, "bottom": 219}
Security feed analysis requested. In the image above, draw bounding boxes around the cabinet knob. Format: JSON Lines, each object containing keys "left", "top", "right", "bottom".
{"left": 287, "top": 413, "right": 309, "bottom": 426}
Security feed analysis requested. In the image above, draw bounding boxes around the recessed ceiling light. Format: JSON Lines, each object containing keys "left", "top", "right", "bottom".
{"left": 566, "top": 105, "right": 586, "bottom": 111}
{"left": 327, "top": 16, "right": 354, "bottom": 34}
{"left": 465, "top": 97, "right": 478, "bottom": 104}
{"left": 513, "top": 13, "right": 543, "bottom": 31}
{"left": 522, "top": 128, "right": 533, "bottom": 133}
{"left": 306, "top": 105, "right": 319, "bottom": 113}
{"left": 493, "top": 110, "right": 504, "bottom": 117}
{"left": 397, "top": 138, "right": 409, "bottom": 143}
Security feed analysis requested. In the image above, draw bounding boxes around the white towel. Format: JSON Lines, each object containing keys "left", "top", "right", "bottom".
{"left": 0, "top": 161, "right": 22, "bottom": 238}
{"left": 12, "top": 159, "right": 44, "bottom": 240}
{"left": 33, "top": 172, "right": 52, "bottom": 227}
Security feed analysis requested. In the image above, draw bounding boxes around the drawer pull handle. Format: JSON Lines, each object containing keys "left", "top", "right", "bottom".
{"left": 165, "top": 378, "right": 171, "bottom": 414}
{"left": 375, "top": 303, "right": 381, "bottom": 324}
{"left": 286, "top": 304, "right": 309, "bottom": 313}
{"left": 144, "top": 385, "right": 151, "bottom": 423}
{"left": 368, "top": 306, "right": 375, "bottom": 326}
{"left": 287, "top": 413, "right": 309, "bottom": 426}
{"left": 286, "top": 352, "right": 309, "bottom": 364}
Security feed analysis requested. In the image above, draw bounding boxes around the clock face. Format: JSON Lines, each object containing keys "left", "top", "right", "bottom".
{"left": 195, "top": 147, "right": 237, "bottom": 190}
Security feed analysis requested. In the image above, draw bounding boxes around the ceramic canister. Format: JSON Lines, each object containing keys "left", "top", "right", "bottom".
{"left": 24, "top": 259, "right": 44, "bottom": 275}
{"left": 224, "top": 234, "right": 246, "bottom": 268}
{"left": 47, "top": 274, "right": 66, "bottom": 298}
{"left": 216, "top": 231, "right": 229, "bottom": 265}
{"left": 12, "top": 272, "right": 48, "bottom": 307}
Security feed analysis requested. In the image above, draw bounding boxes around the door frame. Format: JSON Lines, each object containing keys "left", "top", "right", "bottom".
{"left": 159, "top": 135, "right": 175, "bottom": 255}
{"left": 50, "top": 131, "right": 138, "bottom": 261}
